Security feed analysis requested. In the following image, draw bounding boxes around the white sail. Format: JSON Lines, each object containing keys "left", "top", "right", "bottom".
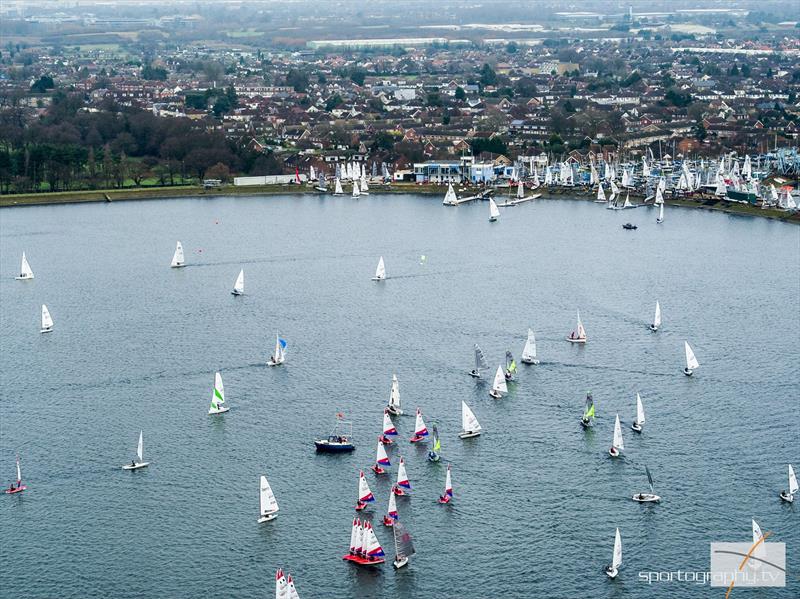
{"left": 387, "top": 491, "right": 397, "bottom": 518}
{"left": 374, "top": 256, "right": 386, "bottom": 280}
{"left": 597, "top": 184, "right": 606, "bottom": 202}
{"left": 517, "top": 180, "right": 524, "bottom": 199}
{"left": 18, "top": 252, "right": 34, "bottom": 279}
{"left": 360, "top": 175, "right": 369, "bottom": 193}
{"left": 635, "top": 393, "right": 645, "bottom": 426}
{"left": 389, "top": 374, "right": 400, "bottom": 411}
{"left": 751, "top": 519, "right": 766, "bottom": 569}
{"left": 286, "top": 575, "right": 300, "bottom": 599}
{"left": 334, "top": 178, "right": 344, "bottom": 195}
{"left": 396, "top": 457, "right": 409, "bottom": 489}
{"left": 789, "top": 464, "right": 798, "bottom": 495}
{"left": 41, "top": 304, "right": 53, "bottom": 331}
{"left": 491, "top": 365, "right": 507, "bottom": 395}
{"left": 489, "top": 198, "right": 500, "bottom": 220}
{"left": 16, "top": 456, "right": 22, "bottom": 484}
{"left": 232, "top": 269, "right": 244, "bottom": 294}
{"left": 352, "top": 179, "right": 361, "bottom": 198}
{"left": 208, "top": 371, "right": 228, "bottom": 413}
{"left": 612, "top": 414, "right": 624, "bottom": 451}
{"left": 461, "top": 401, "right": 481, "bottom": 434}
{"left": 653, "top": 301, "right": 662, "bottom": 328}
{"left": 443, "top": 183, "right": 457, "bottom": 205}
{"left": 685, "top": 341, "right": 699, "bottom": 370}
{"left": 137, "top": 430, "right": 144, "bottom": 462}
{"left": 657, "top": 202, "right": 664, "bottom": 222}
{"left": 358, "top": 470, "right": 373, "bottom": 501}
{"left": 276, "top": 570, "right": 288, "bottom": 599}
{"left": 521, "top": 328, "right": 537, "bottom": 362}
{"left": 655, "top": 186, "right": 664, "bottom": 205}
{"left": 376, "top": 441, "right": 390, "bottom": 467}
{"left": 612, "top": 528, "right": 622, "bottom": 571}
{"left": 413, "top": 409, "right": 427, "bottom": 436}
{"left": 272, "top": 334, "right": 286, "bottom": 363}
{"left": 171, "top": 241, "right": 185, "bottom": 267}
{"left": 260, "top": 475, "right": 279, "bottom": 515}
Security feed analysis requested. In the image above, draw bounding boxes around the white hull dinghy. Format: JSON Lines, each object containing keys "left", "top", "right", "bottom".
{"left": 372, "top": 256, "right": 386, "bottom": 281}
{"left": 567, "top": 310, "right": 587, "bottom": 343}
{"left": 631, "top": 393, "right": 645, "bottom": 433}
{"left": 387, "top": 374, "right": 402, "bottom": 415}
{"left": 258, "top": 474, "right": 279, "bottom": 522}
{"left": 122, "top": 431, "right": 149, "bottom": 470}
{"left": 170, "top": 241, "right": 185, "bottom": 268}
{"left": 488, "top": 198, "right": 500, "bottom": 222}
{"left": 268, "top": 334, "right": 287, "bottom": 366}
{"left": 489, "top": 365, "right": 507, "bottom": 399}
{"left": 208, "top": 371, "right": 230, "bottom": 414}
{"left": 604, "top": 528, "right": 622, "bottom": 579}
{"left": 40, "top": 304, "right": 53, "bottom": 333}
{"left": 609, "top": 414, "right": 624, "bottom": 457}
{"left": 521, "top": 328, "right": 539, "bottom": 364}
{"left": 649, "top": 301, "right": 661, "bottom": 332}
{"left": 632, "top": 466, "right": 661, "bottom": 503}
{"left": 469, "top": 344, "right": 489, "bottom": 378}
{"left": 231, "top": 269, "right": 244, "bottom": 295}
{"left": 780, "top": 464, "right": 798, "bottom": 503}
{"left": 683, "top": 341, "right": 699, "bottom": 376}
{"left": 459, "top": 401, "right": 482, "bottom": 439}
{"left": 16, "top": 252, "right": 34, "bottom": 280}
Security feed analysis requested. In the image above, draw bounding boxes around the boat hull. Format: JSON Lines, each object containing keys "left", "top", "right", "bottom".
{"left": 4, "top": 485, "right": 26, "bottom": 494}
{"left": 521, "top": 358, "right": 539, "bottom": 364}
{"left": 631, "top": 422, "right": 642, "bottom": 433}
{"left": 632, "top": 494, "right": 661, "bottom": 503}
{"left": 468, "top": 371, "right": 481, "bottom": 378}
{"left": 208, "top": 407, "right": 230, "bottom": 415}
{"left": 566, "top": 337, "right": 586, "bottom": 344}
{"left": 683, "top": 368, "right": 693, "bottom": 376}
{"left": 458, "top": 430, "right": 481, "bottom": 439}
{"left": 171, "top": 264, "right": 185, "bottom": 268}
{"left": 649, "top": 325, "right": 659, "bottom": 332}
{"left": 314, "top": 441, "right": 355, "bottom": 453}
{"left": 231, "top": 290, "right": 243, "bottom": 296}
{"left": 393, "top": 557, "right": 409, "bottom": 569}
{"left": 609, "top": 448, "right": 621, "bottom": 458}
{"left": 15, "top": 276, "right": 33, "bottom": 280}
{"left": 780, "top": 492, "right": 794, "bottom": 503}
{"left": 386, "top": 406, "right": 403, "bottom": 416}
{"left": 258, "top": 513, "right": 278, "bottom": 523}
{"left": 267, "top": 359, "right": 284, "bottom": 367}
{"left": 122, "top": 462, "right": 149, "bottom": 470}
{"left": 489, "top": 390, "right": 502, "bottom": 399}
{"left": 346, "top": 556, "right": 385, "bottom": 566}
{"left": 40, "top": 328, "right": 53, "bottom": 334}
{"left": 605, "top": 567, "right": 618, "bottom": 579}
{"left": 371, "top": 277, "right": 385, "bottom": 281}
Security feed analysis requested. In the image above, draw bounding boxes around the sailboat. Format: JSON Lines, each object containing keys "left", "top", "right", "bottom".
{"left": 604, "top": 528, "right": 622, "bottom": 578}
{"left": 285, "top": 573, "right": 301, "bottom": 599}
{"left": 343, "top": 517, "right": 361, "bottom": 561}
{"left": 268, "top": 334, "right": 287, "bottom": 366}
{"left": 649, "top": 301, "right": 661, "bottom": 332}
{"left": 208, "top": 371, "right": 229, "bottom": 414}
{"left": 683, "top": 341, "right": 699, "bottom": 376}
{"left": 427, "top": 425, "right": 441, "bottom": 462}
{"left": 595, "top": 183, "right": 607, "bottom": 203}
{"left": 393, "top": 457, "right": 411, "bottom": 496}
{"left": 360, "top": 175, "right": 370, "bottom": 195}
{"left": 469, "top": 344, "right": 489, "bottom": 378}
{"left": 4, "top": 455, "right": 26, "bottom": 494}
{"left": 521, "top": 328, "right": 539, "bottom": 364}
{"left": 504, "top": 350, "right": 517, "bottom": 381}
{"left": 459, "top": 401, "right": 482, "bottom": 439}
{"left": 410, "top": 408, "right": 428, "bottom": 443}
{"left": 333, "top": 178, "right": 344, "bottom": 196}
{"left": 380, "top": 408, "right": 398, "bottom": 444}
{"left": 780, "top": 464, "right": 798, "bottom": 503}
{"left": 443, "top": 182, "right": 458, "bottom": 206}
{"left": 392, "top": 519, "right": 416, "bottom": 569}
{"left": 372, "top": 256, "right": 386, "bottom": 281}
{"left": 632, "top": 465, "right": 661, "bottom": 503}
{"left": 344, "top": 518, "right": 385, "bottom": 565}
{"left": 631, "top": 393, "right": 645, "bottom": 433}
{"left": 122, "top": 430, "right": 149, "bottom": 470}
{"left": 231, "top": 269, "right": 244, "bottom": 295}
{"left": 438, "top": 464, "right": 453, "bottom": 504}
{"left": 372, "top": 441, "right": 391, "bottom": 475}
{"left": 656, "top": 202, "right": 664, "bottom": 224}
{"left": 258, "top": 474, "right": 280, "bottom": 522}
{"left": 314, "top": 414, "right": 355, "bottom": 452}
{"left": 488, "top": 198, "right": 500, "bottom": 222}
{"left": 170, "top": 241, "right": 185, "bottom": 268}
{"left": 15, "top": 252, "right": 34, "bottom": 280}
{"left": 489, "top": 365, "right": 507, "bottom": 399}
{"left": 383, "top": 490, "right": 399, "bottom": 526}
{"left": 609, "top": 414, "right": 624, "bottom": 457}
{"left": 750, "top": 519, "right": 766, "bottom": 571}
{"left": 315, "top": 171, "right": 328, "bottom": 193}
{"left": 566, "top": 310, "right": 587, "bottom": 343}
{"left": 40, "top": 304, "right": 53, "bottom": 333}
{"left": 580, "top": 392, "right": 595, "bottom": 428}
{"left": 387, "top": 374, "right": 402, "bottom": 415}
{"left": 355, "top": 470, "right": 376, "bottom": 511}
{"left": 352, "top": 179, "right": 361, "bottom": 198}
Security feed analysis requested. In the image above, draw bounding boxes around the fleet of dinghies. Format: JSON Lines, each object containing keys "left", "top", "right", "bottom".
{"left": 13, "top": 211, "right": 793, "bottom": 589}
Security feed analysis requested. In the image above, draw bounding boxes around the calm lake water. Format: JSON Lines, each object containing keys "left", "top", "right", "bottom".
{"left": 1, "top": 194, "right": 798, "bottom": 598}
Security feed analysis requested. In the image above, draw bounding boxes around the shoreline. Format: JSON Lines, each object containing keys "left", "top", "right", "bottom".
{"left": 1, "top": 183, "right": 797, "bottom": 223}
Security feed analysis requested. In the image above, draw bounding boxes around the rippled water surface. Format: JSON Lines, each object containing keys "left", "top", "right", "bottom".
{"left": 1, "top": 194, "right": 798, "bottom": 598}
